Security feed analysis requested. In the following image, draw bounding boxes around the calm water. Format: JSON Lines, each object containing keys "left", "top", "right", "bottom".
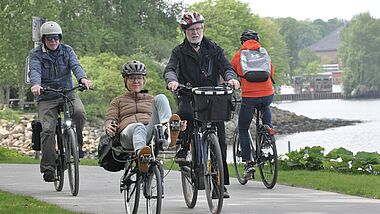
{"left": 273, "top": 99, "right": 380, "bottom": 155}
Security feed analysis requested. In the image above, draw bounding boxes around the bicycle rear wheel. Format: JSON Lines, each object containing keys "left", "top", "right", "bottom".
{"left": 144, "top": 165, "right": 162, "bottom": 214}
{"left": 180, "top": 136, "right": 198, "bottom": 208}
{"left": 258, "top": 133, "right": 278, "bottom": 189}
{"left": 232, "top": 129, "right": 248, "bottom": 185}
{"left": 204, "top": 133, "right": 224, "bottom": 214}
{"left": 54, "top": 131, "right": 64, "bottom": 191}
{"left": 123, "top": 164, "right": 141, "bottom": 214}
{"left": 65, "top": 128, "right": 79, "bottom": 196}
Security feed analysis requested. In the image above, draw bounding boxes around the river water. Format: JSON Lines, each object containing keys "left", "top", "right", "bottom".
{"left": 273, "top": 98, "right": 380, "bottom": 155}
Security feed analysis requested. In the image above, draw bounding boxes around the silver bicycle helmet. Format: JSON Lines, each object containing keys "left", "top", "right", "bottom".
{"left": 121, "top": 60, "right": 147, "bottom": 78}
{"left": 40, "top": 21, "right": 62, "bottom": 39}
{"left": 177, "top": 12, "right": 205, "bottom": 30}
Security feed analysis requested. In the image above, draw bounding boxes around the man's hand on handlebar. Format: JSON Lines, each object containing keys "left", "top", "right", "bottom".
{"left": 227, "top": 79, "right": 240, "bottom": 90}
{"left": 105, "top": 120, "right": 118, "bottom": 137}
{"left": 167, "top": 81, "right": 179, "bottom": 92}
{"left": 31, "top": 84, "right": 43, "bottom": 96}
{"left": 80, "top": 78, "right": 93, "bottom": 90}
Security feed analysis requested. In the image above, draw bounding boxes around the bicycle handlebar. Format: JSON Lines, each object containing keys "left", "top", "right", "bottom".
{"left": 41, "top": 84, "right": 93, "bottom": 95}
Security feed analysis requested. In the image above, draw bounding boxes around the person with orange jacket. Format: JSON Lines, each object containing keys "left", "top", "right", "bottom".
{"left": 230, "top": 30, "right": 275, "bottom": 179}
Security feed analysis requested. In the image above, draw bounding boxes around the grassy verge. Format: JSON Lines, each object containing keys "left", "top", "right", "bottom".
{"left": 0, "top": 190, "right": 84, "bottom": 214}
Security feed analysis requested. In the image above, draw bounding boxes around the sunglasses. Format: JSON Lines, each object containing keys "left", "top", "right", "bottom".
{"left": 45, "top": 36, "right": 60, "bottom": 41}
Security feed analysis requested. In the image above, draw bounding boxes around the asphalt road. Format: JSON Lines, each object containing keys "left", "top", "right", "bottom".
{"left": 1, "top": 164, "right": 379, "bottom": 214}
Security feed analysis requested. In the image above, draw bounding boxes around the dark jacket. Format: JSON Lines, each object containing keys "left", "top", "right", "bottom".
{"left": 28, "top": 44, "right": 87, "bottom": 101}
{"left": 164, "top": 37, "right": 237, "bottom": 87}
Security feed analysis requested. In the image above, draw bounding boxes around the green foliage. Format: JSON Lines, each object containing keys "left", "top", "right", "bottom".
{"left": 79, "top": 52, "right": 176, "bottom": 122}
{"left": 283, "top": 146, "right": 380, "bottom": 175}
{"left": 0, "top": 108, "right": 21, "bottom": 123}
{"left": 324, "top": 147, "right": 354, "bottom": 172}
{"left": 339, "top": 12, "right": 380, "bottom": 97}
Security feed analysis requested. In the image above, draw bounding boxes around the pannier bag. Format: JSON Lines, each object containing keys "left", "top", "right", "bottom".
{"left": 240, "top": 47, "right": 271, "bottom": 82}
{"left": 97, "top": 134, "right": 125, "bottom": 172}
{"left": 31, "top": 120, "right": 42, "bottom": 151}
{"left": 192, "top": 86, "right": 233, "bottom": 122}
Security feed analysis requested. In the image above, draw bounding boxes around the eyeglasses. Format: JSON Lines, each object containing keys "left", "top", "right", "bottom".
{"left": 127, "top": 75, "right": 145, "bottom": 81}
{"left": 45, "top": 36, "right": 60, "bottom": 41}
{"left": 186, "top": 26, "right": 204, "bottom": 33}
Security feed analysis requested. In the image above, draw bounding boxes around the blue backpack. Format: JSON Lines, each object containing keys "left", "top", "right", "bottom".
{"left": 240, "top": 47, "right": 271, "bottom": 82}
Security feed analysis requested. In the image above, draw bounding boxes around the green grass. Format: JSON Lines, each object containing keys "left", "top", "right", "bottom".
{"left": 0, "top": 108, "right": 22, "bottom": 123}
{"left": 0, "top": 190, "right": 84, "bottom": 214}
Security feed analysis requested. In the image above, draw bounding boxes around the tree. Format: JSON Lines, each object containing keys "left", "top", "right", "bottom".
{"left": 339, "top": 12, "right": 380, "bottom": 96}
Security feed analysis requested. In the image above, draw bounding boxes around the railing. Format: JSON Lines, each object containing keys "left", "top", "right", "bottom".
{"left": 279, "top": 91, "right": 380, "bottom": 101}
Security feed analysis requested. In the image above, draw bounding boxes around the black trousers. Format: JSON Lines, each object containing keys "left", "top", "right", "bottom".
{"left": 177, "top": 96, "right": 230, "bottom": 185}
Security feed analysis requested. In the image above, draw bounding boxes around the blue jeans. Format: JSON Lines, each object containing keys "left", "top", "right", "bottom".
{"left": 238, "top": 95, "right": 273, "bottom": 161}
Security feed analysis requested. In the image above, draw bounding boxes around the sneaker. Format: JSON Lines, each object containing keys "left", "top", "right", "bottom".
{"left": 223, "top": 186, "right": 230, "bottom": 198}
{"left": 243, "top": 161, "right": 255, "bottom": 180}
{"left": 211, "top": 186, "right": 230, "bottom": 199}
{"left": 137, "top": 146, "right": 152, "bottom": 172}
{"left": 43, "top": 170, "right": 56, "bottom": 182}
{"left": 168, "top": 114, "right": 181, "bottom": 148}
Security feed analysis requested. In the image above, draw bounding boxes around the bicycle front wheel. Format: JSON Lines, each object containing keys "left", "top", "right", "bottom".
{"left": 54, "top": 130, "right": 64, "bottom": 191}
{"left": 180, "top": 136, "right": 198, "bottom": 208}
{"left": 65, "top": 128, "right": 79, "bottom": 196}
{"left": 232, "top": 129, "right": 248, "bottom": 185}
{"left": 258, "top": 133, "right": 278, "bottom": 189}
{"left": 123, "top": 164, "right": 141, "bottom": 214}
{"left": 204, "top": 133, "right": 224, "bottom": 214}
{"left": 144, "top": 165, "right": 162, "bottom": 214}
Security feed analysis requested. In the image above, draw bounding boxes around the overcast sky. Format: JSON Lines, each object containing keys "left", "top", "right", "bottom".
{"left": 180, "top": 0, "right": 380, "bottom": 21}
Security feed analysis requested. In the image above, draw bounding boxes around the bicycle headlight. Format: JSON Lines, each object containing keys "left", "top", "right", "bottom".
{"left": 65, "top": 120, "right": 72, "bottom": 127}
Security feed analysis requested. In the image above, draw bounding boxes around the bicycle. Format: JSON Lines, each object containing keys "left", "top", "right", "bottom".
{"left": 176, "top": 84, "right": 233, "bottom": 214}
{"left": 41, "top": 84, "right": 90, "bottom": 196}
{"left": 232, "top": 100, "right": 278, "bottom": 189}
{"left": 113, "top": 123, "right": 164, "bottom": 214}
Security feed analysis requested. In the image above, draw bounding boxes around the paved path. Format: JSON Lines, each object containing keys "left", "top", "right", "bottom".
{"left": 1, "top": 164, "right": 379, "bottom": 214}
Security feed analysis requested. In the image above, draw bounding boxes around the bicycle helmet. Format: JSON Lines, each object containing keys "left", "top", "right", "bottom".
{"left": 121, "top": 60, "right": 147, "bottom": 78}
{"left": 177, "top": 12, "right": 205, "bottom": 30}
{"left": 40, "top": 21, "right": 62, "bottom": 39}
{"left": 240, "top": 30, "right": 260, "bottom": 44}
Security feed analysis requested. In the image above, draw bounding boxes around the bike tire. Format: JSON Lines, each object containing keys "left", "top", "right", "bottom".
{"left": 258, "top": 133, "right": 278, "bottom": 189}
{"left": 145, "top": 165, "right": 163, "bottom": 214}
{"left": 204, "top": 133, "right": 224, "bottom": 214}
{"left": 54, "top": 131, "right": 64, "bottom": 192}
{"left": 123, "top": 164, "right": 141, "bottom": 214}
{"left": 66, "top": 128, "right": 80, "bottom": 196}
{"left": 180, "top": 136, "right": 198, "bottom": 208}
{"left": 232, "top": 129, "right": 248, "bottom": 185}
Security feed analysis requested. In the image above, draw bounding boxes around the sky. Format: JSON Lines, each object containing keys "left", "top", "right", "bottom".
{"left": 180, "top": 0, "right": 380, "bottom": 21}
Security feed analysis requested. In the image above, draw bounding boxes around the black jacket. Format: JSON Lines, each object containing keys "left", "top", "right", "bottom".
{"left": 164, "top": 37, "right": 237, "bottom": 87}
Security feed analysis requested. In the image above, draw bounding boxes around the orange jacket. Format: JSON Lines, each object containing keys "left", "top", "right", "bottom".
{"left": 231, "top": 40, "right": 274, "bottom": 98}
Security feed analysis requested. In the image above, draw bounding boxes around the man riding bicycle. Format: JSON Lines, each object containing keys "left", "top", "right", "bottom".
{"left": 28, "top": 21, "right": 93, "bottom": 182}
{"left": 164, "top": 11, "right": 240, "bottom": 198}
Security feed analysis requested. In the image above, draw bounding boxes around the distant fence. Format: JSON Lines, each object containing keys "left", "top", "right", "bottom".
{"left": 279, "top": 91, "right": 380, "bottom": 101}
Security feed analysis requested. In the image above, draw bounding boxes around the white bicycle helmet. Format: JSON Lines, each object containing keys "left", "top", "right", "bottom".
{"left": 121, "top": 60, "right": 147, "bottom": 78}
{"left": 40, "top": 21, "right": 62, "bottom": 39}
{"left": 177, "top": 12, "right": 205, "bottom": 30}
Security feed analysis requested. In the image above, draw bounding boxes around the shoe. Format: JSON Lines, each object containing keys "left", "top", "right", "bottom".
{"left": 168, "top": 114, "right": 181, "bottom": 148}
{"left": 243, "top": 161, "right": 255, "bottom": 180}
{"left": 223, "top": 187, "right": 230, "bottom": 198}
{"left": 137, "top": 146, "right": 152, "bottom": 172}
{"left": 43, "top": 170, "right": 56, "bottom": 182}
{"left": 211, "top": 186, "right": 230, "bottom": 199}
{"left": 79, "top": 148, "right": 85, "bottom": 158}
